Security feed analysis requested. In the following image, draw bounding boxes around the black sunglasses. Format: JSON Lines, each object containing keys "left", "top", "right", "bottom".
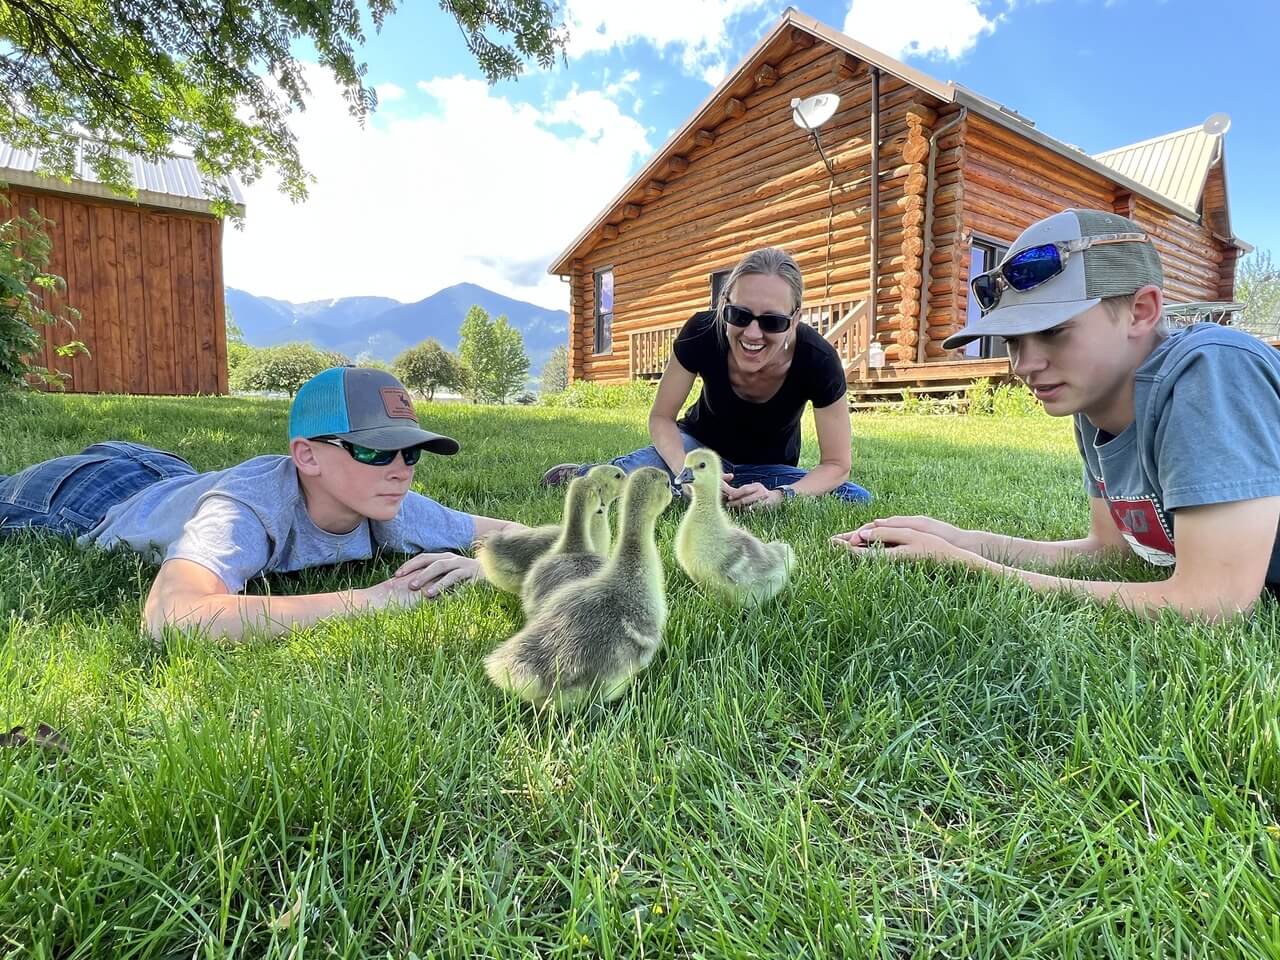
{"left": 970, "top": 233, "right": 1148, "bottom": 313}
{"left": 312, "top": 437, "right": 423, "bottom": 466}
{"left": 723, "top": 303, "right": 795, "bottom": 334}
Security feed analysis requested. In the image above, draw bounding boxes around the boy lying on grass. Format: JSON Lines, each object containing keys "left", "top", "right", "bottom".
{"left": 833, "top": 208, "right": 1280, "bottom": 622}
{"left": 0, "top": 367, "right": 522, "bottom": 641}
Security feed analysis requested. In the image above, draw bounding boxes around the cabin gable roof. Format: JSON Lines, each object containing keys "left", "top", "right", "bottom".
{"left": 549, "top": 9, "right": 1245, "bottom": 275}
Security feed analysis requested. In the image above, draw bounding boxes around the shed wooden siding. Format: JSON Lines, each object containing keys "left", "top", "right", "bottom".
{"left": 571, "top": 41, "right": 947, "bottom": 381}
{"left": 6, "top": 186, "right": 228, "bottom": 395}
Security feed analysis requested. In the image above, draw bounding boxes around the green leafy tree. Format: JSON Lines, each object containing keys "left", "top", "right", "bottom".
{"left": 0, "top": 196, "right": 84, "bottom": 390}
{"left": 393, "top": 338, "right": 465, "bottom": 400}
{"left": 229, "top": 342, "right": 349, "bottom": 396}
{"left": 457, "top": 305, "right": 497, "bottom": 403}
{"left": 490, "top": 316, "right": 530, "bottom": 404}
{"left": 1237, "top": 249, "right": 1280, "bottom": 337}
{"left": 0, "top": 0, "right": 567, "bottom": 391}
{"left": 224, "top": 306, "right": 252, "bottom": 377}
{"left": 0, "top": 0, "right": 568, "bottom": 204}
{"left": 458, "top": 306, "right": 529, "bottom": 403}
{"left": 540, "top": 343, "right": 568, "bottom": 395}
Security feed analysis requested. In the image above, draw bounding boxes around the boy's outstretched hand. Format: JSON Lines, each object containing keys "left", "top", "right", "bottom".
{"left": 831, "top": 516, "right": 975, "bottom": 563}
{"left": 392, "top": 552, "right": 483, "bottom": 598}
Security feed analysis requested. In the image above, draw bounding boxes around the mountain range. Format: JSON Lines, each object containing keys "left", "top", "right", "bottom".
{"left": 225, "top": 282, "right": 570, "bottom": 375}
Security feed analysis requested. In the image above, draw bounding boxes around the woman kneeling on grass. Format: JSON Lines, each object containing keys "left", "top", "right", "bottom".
{"left": 542, "top": 247, "right": 871, "bottom": 509}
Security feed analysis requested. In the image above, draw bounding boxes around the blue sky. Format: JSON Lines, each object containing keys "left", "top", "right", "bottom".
{"left": 222, "top": 0, "right": 1279, "bottom": 308}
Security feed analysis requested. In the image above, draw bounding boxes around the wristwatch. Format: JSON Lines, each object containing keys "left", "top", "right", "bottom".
{"left": 778, "top": 485, "right": 797, "bottom": 502}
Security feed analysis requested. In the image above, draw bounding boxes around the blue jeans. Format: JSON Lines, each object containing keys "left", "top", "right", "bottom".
{"left": 580, "top": 430, "right": 872, "bottom": 503}
{"left": 0, "top": 441, "right": 196, "bottom": 537}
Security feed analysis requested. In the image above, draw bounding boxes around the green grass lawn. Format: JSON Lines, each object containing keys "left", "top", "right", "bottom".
{"left": 2, "top": 393, "right": 1279, "bottom": 958}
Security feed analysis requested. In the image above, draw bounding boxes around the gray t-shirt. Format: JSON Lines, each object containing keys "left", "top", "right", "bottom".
{"left": 1074, "top": 323, "right": 1280, "bottom": 588}
{"left": 80, "top": 455, "right": 476, "bottom": 593}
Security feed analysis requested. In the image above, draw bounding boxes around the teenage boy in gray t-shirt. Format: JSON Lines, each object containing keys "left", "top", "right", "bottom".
{"left": 0, "top": 367, "right": 524, "bottom": 641}
{"left": 832, "top": 208, "right": 1280, "bottom": 621}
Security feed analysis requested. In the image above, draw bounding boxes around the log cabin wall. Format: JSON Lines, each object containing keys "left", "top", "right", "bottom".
{"left": 568, "top": 36, "right": 949, "bottom": 381}
{"left": 564, "top": 31, "right": 1239, "bottom": 382}
{"left": 6, "top": 186, "right": 228, "bottom": 395}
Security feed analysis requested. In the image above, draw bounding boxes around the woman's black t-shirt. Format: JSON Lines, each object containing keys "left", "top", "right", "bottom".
{"left": 671, "top": 311, "right": 847, "bottom": 467}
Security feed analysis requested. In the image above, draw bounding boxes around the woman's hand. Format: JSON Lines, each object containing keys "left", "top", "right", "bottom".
{"left": 393, "top": 552, "right": 483, "bottom": 597}
{"left": 725, "top": 482, "right": 783, "bottom": 511}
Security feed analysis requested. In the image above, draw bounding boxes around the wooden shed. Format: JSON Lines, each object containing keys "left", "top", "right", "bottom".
{"left": 2, "top": 139, "right": 244, "bottom": 395}
{"left": 549, "top": 10, "right": 1247, "bottom": 406}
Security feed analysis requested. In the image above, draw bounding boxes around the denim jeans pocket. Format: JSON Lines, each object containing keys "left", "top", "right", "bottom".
{"left": 0, "top": 452, "right": 117, "bottom": 513}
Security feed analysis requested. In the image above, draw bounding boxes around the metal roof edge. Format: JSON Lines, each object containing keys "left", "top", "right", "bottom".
{"left": 0, "top": 166, "right": 245, "bottom": 218}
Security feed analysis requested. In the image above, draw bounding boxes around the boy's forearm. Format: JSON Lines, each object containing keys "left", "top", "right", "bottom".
{"left": 148, "top": 588, "right": 370, "bottom": 643}
{"left": 971, "top": 557, "right": 1250, "bottom": 622}
{"left": 960, "top": 530, "right": 1109, "bottom": 565}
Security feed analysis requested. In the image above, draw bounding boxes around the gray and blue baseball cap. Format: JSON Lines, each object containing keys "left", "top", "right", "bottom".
{"left": 288, "top": 367, "right": 460, "bottom": 455}
{"left": 943, "top": 208, "right": 1165, "bottom": 350}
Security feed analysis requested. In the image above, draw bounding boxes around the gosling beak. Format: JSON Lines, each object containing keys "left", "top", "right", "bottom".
{"left": 674, "top": 467, "right": 694, "bottom": 486}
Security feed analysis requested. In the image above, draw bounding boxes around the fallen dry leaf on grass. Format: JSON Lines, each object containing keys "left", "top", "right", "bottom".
{"left": 0, "top": 724, "right": 70, "bottom": 754}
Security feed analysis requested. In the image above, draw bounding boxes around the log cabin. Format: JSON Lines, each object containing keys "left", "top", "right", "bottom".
{"left": 548, "top": 9, "right": 1247, "bottom": 407}
{"left": 2, "top": 138, "right": 244, "bottom": 396}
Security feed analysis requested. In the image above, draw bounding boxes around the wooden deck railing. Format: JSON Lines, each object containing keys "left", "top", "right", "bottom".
{"left": 800, "top": 299, "right": 868, "bottom": 377}
{"left": 630, "top": 324, "right": 682, "bottom": 379}
{"left": 628, "top": 298, "right": 870, "bottom": 380}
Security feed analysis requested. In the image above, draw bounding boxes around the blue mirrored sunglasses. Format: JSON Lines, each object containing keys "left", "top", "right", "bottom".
{"left": 970, "top": 232, "right": 1148, "bottom": 313}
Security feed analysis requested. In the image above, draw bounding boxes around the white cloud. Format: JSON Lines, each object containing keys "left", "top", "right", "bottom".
{"left": 222, "top": 68, "right": 651, "bottom": 310}
{"left": 604, "top": 69, "right": 641, "bottom": 100}
{"left": 374, "top": 82, "right": 406, "bottom": 103}
{"left": 563, "top": 0, "right": 778, "bottom": 82}
{"left": 843, "top": 0, "right": 1000, "bottom": 60}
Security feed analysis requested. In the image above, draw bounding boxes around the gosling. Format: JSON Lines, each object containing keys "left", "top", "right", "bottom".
{"left": 585, "top": 464, "right": 626, "bottom": 556}
{"left": 475, "top": 522, "right": 559, "bottom": 595}
{"left": 484, "top": 466, "right": 672, "bottom": 709}
{"left": 521, "top": 475, "right": 604, "bottom": 615}
{"left": 674, "top": 447, "right": 795, "bottom": 607}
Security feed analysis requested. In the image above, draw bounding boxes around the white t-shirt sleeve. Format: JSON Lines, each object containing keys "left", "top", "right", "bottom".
{"left": 166, "top": 495, "right": 273, "bottom": 594}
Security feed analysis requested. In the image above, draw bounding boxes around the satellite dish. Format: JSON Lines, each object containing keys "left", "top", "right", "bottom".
{"left": 791, "top": 93, "right": 840, "bottom": 131}
{"left": 1202, "top": 112, "right": 1231, "bottom": 136}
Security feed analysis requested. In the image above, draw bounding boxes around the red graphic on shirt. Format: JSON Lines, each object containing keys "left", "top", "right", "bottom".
{"left": 1096, "top": 478, "right": 1176, "bottom": 565}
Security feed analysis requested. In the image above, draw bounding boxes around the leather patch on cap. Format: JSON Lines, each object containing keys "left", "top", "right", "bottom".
{"left": 380, "top": 387, "right": 417, "bottom": 421}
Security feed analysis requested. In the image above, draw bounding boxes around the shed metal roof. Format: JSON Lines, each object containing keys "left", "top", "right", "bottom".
{"left": 0, "top": 138, "right": 245, "bottom": 217}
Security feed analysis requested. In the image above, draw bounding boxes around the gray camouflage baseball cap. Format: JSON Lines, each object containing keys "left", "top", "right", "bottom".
{"left": 288, "top": 366, "right": 460, "bottom": 454}
{"left": 943, "top": 208, "right": 1164, "bottom": 350}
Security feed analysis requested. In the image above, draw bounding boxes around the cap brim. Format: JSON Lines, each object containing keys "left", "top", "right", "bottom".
{"left": 942, "top": 298, "right": 1100, "bottom": 350}
{"left": 337, "top": 425, "right": 460, "bottom": 456}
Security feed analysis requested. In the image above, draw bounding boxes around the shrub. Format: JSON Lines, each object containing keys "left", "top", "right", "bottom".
{"left": 539, "top": 379, "right": 660, "bottom": 409}
{"left": 964, "top": 377, "right": 995, "bottom": 416}
{"left": 0, "top": 198, "right": 84, "bottom": 392}
{"left": 229, "top": 342, "right": 350, "bottom": 396}
{"left": 989, "top": 381, "right": 1044, "bottom": 418}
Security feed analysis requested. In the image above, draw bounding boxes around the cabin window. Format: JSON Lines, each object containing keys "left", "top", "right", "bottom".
{"left": 594, "top": 267, "right": 614, "bottom": 354}
{"left": 709, "top": 268, "right": 732, "bottom": 310}
{"left": 964, "top": 238, "right": 1010, "bottom": 359}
